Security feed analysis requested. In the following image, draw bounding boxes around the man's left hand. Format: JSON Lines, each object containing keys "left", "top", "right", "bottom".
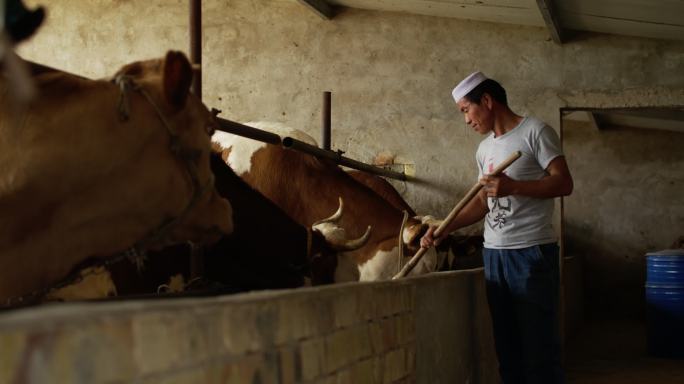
{"left": 480, "top": 174, "right": 516, "bottom": 197}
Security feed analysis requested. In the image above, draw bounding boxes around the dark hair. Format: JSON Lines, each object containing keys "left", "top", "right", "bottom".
{"left": 464, "top": 79, "right": 508, "bottom": 106}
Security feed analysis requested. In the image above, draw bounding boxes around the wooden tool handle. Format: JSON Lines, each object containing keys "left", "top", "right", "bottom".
{"left": 392, "top": 151, "right": 522, "bottom": 279}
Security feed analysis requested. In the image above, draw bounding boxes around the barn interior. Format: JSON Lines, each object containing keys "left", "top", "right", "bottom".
{"left": 1, "top": 0, "right": 683, "bottom": 383}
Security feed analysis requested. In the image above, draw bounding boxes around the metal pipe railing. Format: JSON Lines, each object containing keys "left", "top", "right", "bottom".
{"left": 282, "top": 136, "right": 408, "bottom": 181}
{"left": 215, "top": 117, "right": 408, "bottom": 181}
{"left": 189, "top": 0, "right": 203, "bottom": 281}
{"left": 189, "top": 0, "right": 202, "bottom": 99}
{"left": 216, "top": 118, "right": 282, "bottom": 145}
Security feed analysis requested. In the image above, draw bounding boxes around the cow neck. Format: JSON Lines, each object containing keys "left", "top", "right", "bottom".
{"left": 292, "top": 163, "right": 405, "bottom": 242}
{"left": 1, "top": 76, "right": 214, "bottom": 308}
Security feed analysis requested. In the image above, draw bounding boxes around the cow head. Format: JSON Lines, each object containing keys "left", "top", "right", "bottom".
{"left": 0, "top": 52, "right": 236, "bottom": 304}
{"left": 312, "top": 198, "right": 372, "bottom": 251}
{"left": 309, "top": 198, "right": 372, "bottom": 284}
{"left": 402, "top": 219, "right": 430, "bottom": 253}
{"left": 379, "top": 217, "right": 435, "bottom": 276}
{"left": 112, "top": 51, "right": 234, "bottom": 247}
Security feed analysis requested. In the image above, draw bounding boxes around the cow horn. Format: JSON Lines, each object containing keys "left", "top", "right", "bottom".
{"left": 312, "top": 197, "right": 344, "bottom": 226}
{"left": 333, "top": 225, "right": 372, "bottom": 251}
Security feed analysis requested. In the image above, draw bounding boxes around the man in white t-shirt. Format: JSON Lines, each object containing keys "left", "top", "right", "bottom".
{"left": 421, "top": 72, "right": 573, "bottom": 384}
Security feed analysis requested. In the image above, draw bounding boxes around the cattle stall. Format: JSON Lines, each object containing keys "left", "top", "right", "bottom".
{"left": 3, "top": 0, "right": 684, "bottom": 383}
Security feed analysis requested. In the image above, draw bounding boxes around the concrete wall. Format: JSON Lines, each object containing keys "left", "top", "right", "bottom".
{"left": 0, "top": 270, "right": 497, "bottom": 384}
{"left": 0, "top": 262, "right": 587, "bottom": 384}
{"left": 17, "top": 0, "right": 684, "bottom": 316}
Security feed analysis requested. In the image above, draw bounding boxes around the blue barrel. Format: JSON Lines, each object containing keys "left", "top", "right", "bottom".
{"left": 646, "top": 249, "right": 684, "bottom": 358}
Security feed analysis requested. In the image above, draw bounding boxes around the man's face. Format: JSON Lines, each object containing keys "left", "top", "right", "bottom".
{"left": 457, "top": 97, "right": 493, "bottom": 135}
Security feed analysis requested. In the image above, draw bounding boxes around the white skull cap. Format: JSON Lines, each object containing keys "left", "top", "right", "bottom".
{"left": 451, "top": 71, "right": 488, "bottom": 103}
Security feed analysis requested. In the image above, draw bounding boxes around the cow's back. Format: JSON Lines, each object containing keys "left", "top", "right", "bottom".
{"left": 346, "top": 170, "right": 416, "bottom": 216}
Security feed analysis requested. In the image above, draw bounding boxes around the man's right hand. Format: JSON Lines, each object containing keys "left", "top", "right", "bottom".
{"left": 420, "top": 225, "right": 443, "bottom": 249}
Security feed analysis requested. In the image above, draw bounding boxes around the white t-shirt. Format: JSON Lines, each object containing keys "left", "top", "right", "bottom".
{"left": 476, "top": 116, "right": 563, "bottom": 249}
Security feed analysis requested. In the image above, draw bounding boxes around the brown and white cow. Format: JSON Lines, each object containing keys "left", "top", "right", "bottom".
{"left": 0, "top": 51, "right": 233, "bottom": 303}
{"left": 213, "top": 122, "right": 438, "bottom": 282}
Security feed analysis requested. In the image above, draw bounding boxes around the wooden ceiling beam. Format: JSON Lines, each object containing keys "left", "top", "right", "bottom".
{"left": 297, "top": 0, "right": 335, "bottom": 20}
{"left": 536, "top": 0, "right": 566, "bottom": 44}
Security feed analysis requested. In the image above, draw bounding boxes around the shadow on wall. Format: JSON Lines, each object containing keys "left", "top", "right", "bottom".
{"left": 561, "top": 108, "right": 684, "bottom": 320}
{"left": 565, "top": 222, "right": 647, "bottom": 319}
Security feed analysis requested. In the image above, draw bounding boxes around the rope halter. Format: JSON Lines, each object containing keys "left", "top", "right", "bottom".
{"left": 114, "top": 74, "right": 216, "bottom": 251}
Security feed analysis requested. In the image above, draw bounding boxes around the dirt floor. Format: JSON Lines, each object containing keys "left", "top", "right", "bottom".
{"left": 565, "top": 317, "right": 684, "bottom": 384}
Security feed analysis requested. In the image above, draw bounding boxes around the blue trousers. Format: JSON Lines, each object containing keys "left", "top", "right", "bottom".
{"left": 483, "top": 244, "right": 564, "bottom": 384}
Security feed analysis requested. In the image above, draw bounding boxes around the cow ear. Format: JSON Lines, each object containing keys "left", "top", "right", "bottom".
{"left": 162, "top": 51, "right": 193, "bottom": 109}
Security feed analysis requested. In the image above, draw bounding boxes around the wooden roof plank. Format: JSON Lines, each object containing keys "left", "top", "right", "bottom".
{"left": 558, "top": 0, "right": 684, "bottom": 27}
{"left": 328, "top": 0, "right": 544, "bottom": 27}
{"left": 536, "top": 0, "right": 566, "bottom": 44}
{"left": 561, "top": 12, "right": 684, "bottom": 41}
{"left": 297, "top": 0, "right": 336, "bottom": 20}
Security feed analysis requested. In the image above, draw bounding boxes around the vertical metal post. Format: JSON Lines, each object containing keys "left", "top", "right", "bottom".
{"left": 558, "top": 109, "right": 566, "bottom": 353}
{"left": 189, "top": 0, "right": 203, "bottom": 279}
{"left": 190, "top": 0, "right": 202, "bottom": 100}
{"left": 321, "top": 91, "right": 331, "bottom": 150}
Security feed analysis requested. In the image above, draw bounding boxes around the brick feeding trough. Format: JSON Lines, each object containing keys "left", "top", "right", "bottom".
{"left": 0, "top": 269, "right": 500, "bottom": 383}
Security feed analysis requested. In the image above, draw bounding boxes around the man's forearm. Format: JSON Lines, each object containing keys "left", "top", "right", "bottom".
{"left": 443, "top": 190, "right": 488, "bottom": 234}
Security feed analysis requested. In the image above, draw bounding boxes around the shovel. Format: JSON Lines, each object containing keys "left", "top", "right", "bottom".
{"left": 392, "top": 150, "right": 522, "bottom": 279}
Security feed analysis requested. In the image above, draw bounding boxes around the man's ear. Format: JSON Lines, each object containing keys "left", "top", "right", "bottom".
{"left": 162, "top": 50, "right": 193, "bottom": 109}
{"left": 482, "top": 93, "right": 494, "bottom": 110}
